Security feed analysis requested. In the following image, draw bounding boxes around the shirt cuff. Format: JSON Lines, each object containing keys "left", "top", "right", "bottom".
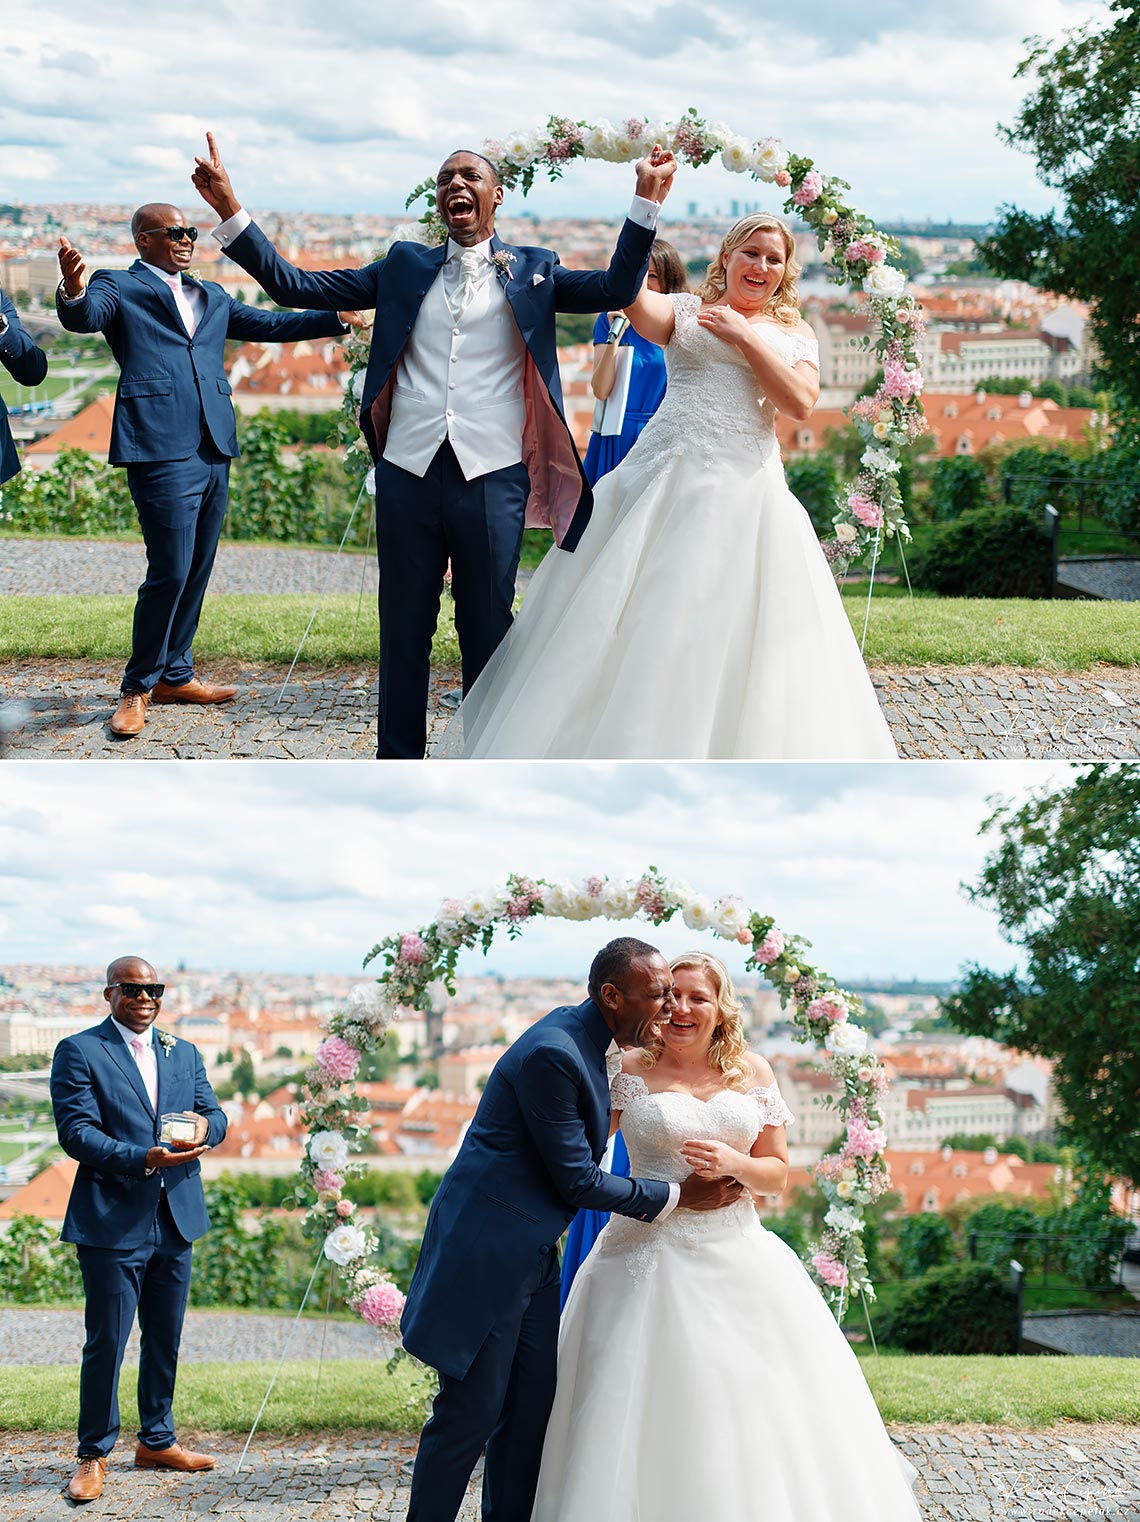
{"left": 213, "top": 208, "right": 252, "bottom": 246}
{"left": 0, "top": 312, "right": 8, "bottom": 338}
{"left": 57, "top": 281, "right": 86, "bottom": 305}
{"left": 657, "top": 1182, "right": 681, "bottom": 1220}
{"left": 627, "top": 195, "right": 660, "bottom": 231}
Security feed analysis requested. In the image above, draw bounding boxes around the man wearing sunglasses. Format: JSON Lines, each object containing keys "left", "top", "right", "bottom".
{"left": 55, "top": 203, "right": 364, "bottom": 738}
{"left": 49, "top": 956, "right": 228, "bottom": 1502}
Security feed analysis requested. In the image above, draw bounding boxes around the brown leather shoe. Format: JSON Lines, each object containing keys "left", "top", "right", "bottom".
{"left": 134, "top": 1441, "right": 216, "bottom": 1472}
{"left": 151, "top": 678, "right": 237, "bottom": 705}
{"left": 67, "top": 1456, "right": 107, "bottom": 1501}
{"left": 109, "top": 690, "right": 149, "bottom": 737}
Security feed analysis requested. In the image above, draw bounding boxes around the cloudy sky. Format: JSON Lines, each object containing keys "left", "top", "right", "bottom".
{"left": 0, "top": 761, "right": 1073, "bottom": 985}
{"left": 3, "top": 1, "right": 1102, "bottom": 223}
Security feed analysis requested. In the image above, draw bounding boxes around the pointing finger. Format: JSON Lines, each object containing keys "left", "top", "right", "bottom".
{"left": 206, "top": 131, "right": 219, "bottom": 166}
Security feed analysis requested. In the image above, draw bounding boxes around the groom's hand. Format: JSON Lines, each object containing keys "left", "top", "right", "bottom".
{"left": 635, "top": 145, "right": 677, "bottom": 206}
{"left": 677, "top": 1170, "right": 745, "bottom": 1212}
{"left": 58, "top": 237, "right": 88, "bottom": 298}
{"left": 192, "top": 132, "right": 242, "bottom": 221}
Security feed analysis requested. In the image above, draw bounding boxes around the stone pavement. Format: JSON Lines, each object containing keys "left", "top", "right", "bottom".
{"left": 1, "top": 1425, "right": 1138, "bottom": 1520}
{"left": 2, "top": 660, "right": 1138, "bottom": 760}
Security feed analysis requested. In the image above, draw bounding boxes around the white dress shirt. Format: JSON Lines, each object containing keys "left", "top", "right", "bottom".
{"left": 139, "top": 261, "right": 203, "bottom": 336}
{"left": 111, "top": 1015, "right": 158, "bottom": 1112}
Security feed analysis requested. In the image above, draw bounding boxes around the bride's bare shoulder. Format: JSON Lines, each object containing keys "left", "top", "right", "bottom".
{"left": 621, "top": 1049, "right": 654, "bottom": 1076}
{"left": 746, "top": 1052, "right": 777, "bottom": 1087}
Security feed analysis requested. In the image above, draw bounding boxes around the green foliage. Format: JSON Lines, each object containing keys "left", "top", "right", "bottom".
{"left": 910, "top": 506, "right": 1053, "bottom": 597}
{"left": 0, "top": 1214, "right": 82, "bottom": 1302}
{"left": 966, "top": 1201, "right": 1047, "bottom": 1272}
{"left": 1049, "top": 1164, "right": 1133, "bottom": 1288}
{"left": 554, "top": 311, "right": 598, "bottom": 347}
{"left": 978, "top": 4, "right": 1140, "bottom": 425}
{"left": 897, "top": 1214, "right": 955, "bottom": 1278}
{"left": 190, "top": 1177, "right": 290, "bottom": 1308}
{"left": 0, "top": 448, "right": 135, "bottom": 534}
{"left": 999, "top": 444, "right": 1086, "bottom": 515}
{"left": 929, "top": 456, "right": 991, "bottom": 521}
{"left": 947, "top": 766, "right": 1140, "bottom": 1184}
{"left": 785, "top": 456, "right": 840, "bottom": 534}
{"left": 885, "top": 1262, "right": 1019, "bottom": 1354}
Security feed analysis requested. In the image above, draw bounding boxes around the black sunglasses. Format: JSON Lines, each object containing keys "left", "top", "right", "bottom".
{"left": 109, "top": 981, "right": 165, "bottom": 999}
{"left": 140, "top": 225, "right": 198, "bottom": 244}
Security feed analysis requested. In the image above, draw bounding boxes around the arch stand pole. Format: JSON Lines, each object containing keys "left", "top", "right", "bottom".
{"left": 858, "top": 526, "right": 882, "bottom": 658}
{"left": 235, "top": 1249, "right": 326, "bottom": 1473}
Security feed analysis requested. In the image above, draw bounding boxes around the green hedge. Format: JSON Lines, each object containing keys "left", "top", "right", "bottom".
{"left": 910, "top": 506, "right": 1054, "bottom": 597}
{"left": 884, "top": 1262, "right": 1019, "bottom": 1354}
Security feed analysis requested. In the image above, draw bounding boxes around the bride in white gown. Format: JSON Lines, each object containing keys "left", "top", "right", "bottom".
{"left": 444, "top": 213, "right": 897, "bottom": 760}
{"left": 532, "top": 951, "right": 920, "bottom": 1522}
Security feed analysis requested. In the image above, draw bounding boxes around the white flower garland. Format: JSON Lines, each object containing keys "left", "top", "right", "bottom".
{"left": 299, "top": 868, "right": 894, "bottom": 1324}
{"left": 388, "top": 108, "right": 928, "bottom": 564}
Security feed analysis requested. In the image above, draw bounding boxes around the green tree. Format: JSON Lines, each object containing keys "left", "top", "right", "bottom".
{"left": 785, "top": 457, "right": 840, "bottom": 534}
{"left": 191, "top": 1178, "right": 289, "bottom": 1307}
{"left": 977, "top": 5, "right": 1140, "bottom": 428}
{"left": 946, "top": 766, "right": 1140, "bottom": 1183}
{"left": 929, "top": 456, "right": 991, "bottom": 520}
{"left": 0, "top": 1213, "right": 82, "bottom": 1302}
{"left": 897, "top": 1214, "right": 955, "bottom": 1279}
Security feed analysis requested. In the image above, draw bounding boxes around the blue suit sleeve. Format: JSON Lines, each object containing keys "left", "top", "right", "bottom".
{"left": 515, "top": 1047, "right": 669, "bottom": 1220}
{"left": 192, "top": 1048, "right": 228, "bottom": 1147}
{"left": 54, "top": 271, "right": 121, "bottom": 334}
{"left": 552, "top": 217, "right": 655, "bottom": 315}
{"left": 222, "top": 296, "right": 348, "bottom": 343}
{"left": 50, "top": 1041, "right": 150, "bottom": 1178}
{"left": 224, "top": 221, "right": 381, "bottom": 312}
{"left": 0, "top": 292, "right": 48, "bottom": 386}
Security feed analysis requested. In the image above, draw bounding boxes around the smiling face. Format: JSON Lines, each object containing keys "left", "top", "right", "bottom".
{"left": 133, "top": 203, "right": 195, "bottom": 276}
{"left": 104, "top": 956, "right": 162, "bottom": 1035}
{"left": 599, "top": 951, "right": 677, "bottom": 1049}
{"left": 435, "top": 152, "right": 503, "bottom": 246}
{"left": 722, "top": 227, "right": 789, "bottom": 314}
{"left": 662, "top": 964, "right": 721, "bottom": 1056}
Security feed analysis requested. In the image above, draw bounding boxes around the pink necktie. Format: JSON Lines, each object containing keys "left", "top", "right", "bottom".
{"left": 130, "top": 1037, "right": 158, "bottom": 1112}
{"left": 165, "top": 274, "right": 197, "bottom": 336}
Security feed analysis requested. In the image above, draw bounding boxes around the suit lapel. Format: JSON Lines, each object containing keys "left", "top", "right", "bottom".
{"left": 130, "top": 260, "right": 187, "bottom": 334}
{"left": 98, "top": 1016, "right": 157, "bottom": 1124}
{"left": 490, "top": 233, "right": 533, "bottom": 339}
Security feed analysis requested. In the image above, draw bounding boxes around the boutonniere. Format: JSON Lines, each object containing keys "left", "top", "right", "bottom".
{"left": 156, "top": 1030, "right": 176, "bottom": 1057}
{"left": 491, "top": 249, "right": 516, "bottom": 282}
{"left": 185, "top": 268, "right": 202, "bottom": 283}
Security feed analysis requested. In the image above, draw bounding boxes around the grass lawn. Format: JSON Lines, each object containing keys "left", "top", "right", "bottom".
{"left": 1, "top": 1354, "right": 1136, "bottom": 1432}
{"left": 0, "top": 374, "right": 82, "bottom": 407}
{"left": 2, "top": 592, "right": 1137, "bottom": 671}
{"left": 0, "top": 1140, "right": 31, "bottom": 1163}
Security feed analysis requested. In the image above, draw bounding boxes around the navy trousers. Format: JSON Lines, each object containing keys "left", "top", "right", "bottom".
{"left": 123, "top": 436, "right": 230, "bottom": 694}
{"left": 407, "top": 1246, "right": 560, "bottom": 1522}
{"left": 75, "top": 1193, "right": 193, "bottom": 1458}
{"left": 374, "top": 441, "right": 530, "bottom": 759}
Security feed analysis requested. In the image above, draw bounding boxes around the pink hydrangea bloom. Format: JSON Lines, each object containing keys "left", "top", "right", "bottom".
{"left": 793, "top": 170, "right": 823, "bottom": 207}
{"left": 844, "top": 1117, "right": 887, "bottom": 1159}
{"left": 313, "top": 1169, "right": 345, "bottom": 1193}
{"left": 845, "top": 238, "right": 886, "bottom": 265}
{"left": 807, "top": 993, "right": 849, "bottom": 1024}
{"left": 315, "top": 1036, "right": 361, "bottom": 1082}
{"left": 399, "top": 932, "right": 428, "bottom": 965}
{"left": 753, "top": 927, "right": 786, "bottom": 965}
{"left": 636, "top": 877, "right": 667, "bottom": 920}
{"left": 775, "top": 170, "right": 792, "bottom": 188}
{"left": 812, "top": 1252, "right": 849, "bottom": 1288}
{"left": 881, "top": 358, "right": 924, "bottom": 400}
{"left": 848, "top": 494, "right": 884, "bottom": 529}
{"left": 356, "top": 1280, "right": 406, "bottom": 1329}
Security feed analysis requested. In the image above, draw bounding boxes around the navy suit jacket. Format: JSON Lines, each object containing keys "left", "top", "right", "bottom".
{"left": 50, "top": 1017, "right": 228, "bottom": 1248}
{"left": 0, "top": 289, "right": 48, "bottom": 485}
{"left": 221, "top": 218, "right": 656, "bottom": 551}
{"left": 55, "top": 262, "right": 346, "bottom": 465}
{"left": 401, "top": 998, "right": 670, "bottom": 1379}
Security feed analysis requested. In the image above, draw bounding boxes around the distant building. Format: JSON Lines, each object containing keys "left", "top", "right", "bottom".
{"left": 0, "top": 1009, "right": 99, "bottom": 1058}
{"left": 779, "top": 1148, "right": 1061, "bottom": 1216}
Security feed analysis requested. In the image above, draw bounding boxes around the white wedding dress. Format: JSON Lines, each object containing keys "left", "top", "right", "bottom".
{"left": 531, "top": 1073, "right": 920, "bottom": 1522}
{"left": 443, "top": 293, "right": 897, "bottom": 759}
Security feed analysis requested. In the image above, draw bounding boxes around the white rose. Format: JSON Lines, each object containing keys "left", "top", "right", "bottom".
{"left": 346, "top": 982, "right": 386, "bottom": 1021}
{"left": 835, "top": 522, "right": 858, "bottom": 545}
{"left": 861, "top": 446, "right": 900, "bottom": 475}
{"left": 567, "top": 887, "right": 601, "bottom": 920}
{"left": 864, "top": 265, "right": 907, "bottom": 299}
{"left": 783, "top": 965, "right": 801, "bottom": 985}
{"left": 713, "top": 896, "right": 751, "bottom": 940}
{"left": 601, "top": 881, "right": 639, "bottom": 919}
{"left": 752, "top": 138, "right": 789, "bottom": 182}
{"left": 583, "top": 123, "right": 615, "bottom": 161}
{"left": 542, "top": 883, "right": 573, "bottom": 918}
{"left": 822, "top": 208, "right": 839, "bottom": 227}
{"left": 705, "top": 120, "right": 733, "bottom": 150}
{"left": 825, "top": 1023, "right": 869, "bottom": 1059}
{"left": 323, "top": 1223, "right": 368, "bottom": 1266}
{"left": 873, "top": 420, "right": 893, "bottom": 441}
{"left": 682, "top": 894, "right": 715, "bottom": 931}
{"left": 825, "top": 1203, "right": 863, "bottom": 1233}
{"left": 835, "top": 1179, "right": 856, "bottom": 1200}
{"left": 720, "top": 137, "right": 752, "bottom": 174}
{"left": 463, "top": 889, "right": 504, "bottom": 927}
{"left": 308, "top": 1129, "right": 350, "bottom": 1173}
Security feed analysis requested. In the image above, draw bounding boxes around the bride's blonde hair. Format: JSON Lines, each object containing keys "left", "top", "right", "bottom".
{"left": 641, "top": 951, "right": 754, "bottom": 1092}
{"left": 694, "top": 213, "right": 802, "bottom": 328}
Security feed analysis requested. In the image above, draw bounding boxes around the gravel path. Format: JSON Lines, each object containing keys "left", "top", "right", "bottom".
{"left": 1023, "top": 1312, "right": 1140, "bottom": 1358}
{"left": 1, "top": 1425, "right": 1137, "bottom": 1520}
{"left": 1058, "top": 558, "right": 1140, "bottom": 602}
{"left": 1, "top": 660, "right": 1137, "bottom": 760}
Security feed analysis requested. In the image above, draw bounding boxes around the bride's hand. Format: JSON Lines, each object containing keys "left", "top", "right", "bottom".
{"left": 681, "top": 1139, "right": 742, "bottom": 1180}
{"left": 696, "top": 304, "right": 753, "bottom": 349}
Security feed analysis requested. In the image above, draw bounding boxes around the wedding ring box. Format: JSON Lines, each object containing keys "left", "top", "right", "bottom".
{"left": 160, "top": 1114, "right": 197, "bottom": 1145}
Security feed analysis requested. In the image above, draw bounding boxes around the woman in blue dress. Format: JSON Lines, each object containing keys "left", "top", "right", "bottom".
{"left": 559, "top": 1128, "right": 631, "bottom": 1306}
{"left": 582, "top": 240, "right": 687, "bottom": 486}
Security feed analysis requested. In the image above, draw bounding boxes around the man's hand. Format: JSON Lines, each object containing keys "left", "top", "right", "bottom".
{"left": 58, "top": 237, "right": 87, "bottom": 298}
{"left": 145, "top": 1142, "right": 208, "bottom": 1171}
{"left": 166, "top": 1111, "right": 210, "bottom": 1150}
{"left": 634, "top": 145, "right": 677, "bottom": 206}
{"left": 192, "top": 132, "right": 242, "bottom": 221}
{"left": 676, "top": 1170, "right": 746, "bottom": 1213}
{"left": 338, "top": 310, "right": 369, "bottom": 331}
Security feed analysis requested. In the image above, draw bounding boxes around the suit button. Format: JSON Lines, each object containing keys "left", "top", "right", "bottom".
{"left": 446, "top": 409, "right": 454, "bottom": 418}
{"left": 405, "top": 325, "right": 412, "bottom": 333}
{"left": 452, "top": 328, "right": 460, "bottom": 337}
{"left": 450, "top": 355, "right": 458, "bottom": 363}
{"left": 417, "top": 289, "right": 425, "bottom": 297}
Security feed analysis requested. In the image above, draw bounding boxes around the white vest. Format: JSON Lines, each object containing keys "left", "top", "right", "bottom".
{"left": 383, "top": 248, "right": 528, "bottom": 481}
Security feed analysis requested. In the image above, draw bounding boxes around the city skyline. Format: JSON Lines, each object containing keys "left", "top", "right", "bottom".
{"left": 2, "top": 1, "right": 1101, "bottom": 223}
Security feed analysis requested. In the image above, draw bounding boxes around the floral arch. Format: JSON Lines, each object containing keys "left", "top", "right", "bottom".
{"left": 298, "top": 869, "right": 893, "bottom": 1330}
{"left": 386, "top": 109, "right": 927, "bottom": 564}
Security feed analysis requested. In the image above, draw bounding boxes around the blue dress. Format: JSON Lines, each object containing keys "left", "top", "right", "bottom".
{"left": 582, "top": 314, "right": 668, "bottom": 486}
{"left": 560, "top": 1129, "right": 631, "bottom": 1308}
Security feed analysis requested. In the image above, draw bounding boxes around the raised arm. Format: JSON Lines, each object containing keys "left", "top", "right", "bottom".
{"left": 552, "top": 148, "right": 676, "bottom": 316}
{"left": 0, "top": 292, "right": 48, "bottom": 386}
{"left": 55, "top": 241, "right": 121, "bottom": 333}
{"left": 623, "top": 282, "right": 677, "bottom": 348}
{"left": 223, "top": 295, "right": 359, "bottom": 344}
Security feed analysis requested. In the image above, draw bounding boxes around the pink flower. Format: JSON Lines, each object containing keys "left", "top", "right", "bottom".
{"left": 753, "top": 927, "right": 786, "bottom": 965}
{"left": 636, "top": 876, "right": 667, "bottom": 920}
{"left": 315, "top": 1036, "right": 361, "bottom": 1082}
{"left": 847, "top": 494, "right": 884, "bottom": 529}
{"left": 355, "top": 1280, "right": 406, "bottom": 1329}
{"left": 775, "top": 170, "right": 792, "bottom": 188}
{"left": 811, "top": 1252, "right": 849, "bottom": 1289}
{"left": 845, "top": 238, "right": 885, "bottom": 265}
{"left": 844, "top": 1117, "right": 887, "bottom": 1160}
{"left": 807, "top": 993, "right": 849, "bottom": 1025}
{"left": 336, "top": 1199, "right": 356, "bottom": 1218}
{"left": 881, "top": 358, "right": 924, "bottom": 400}
{"left": 737, "top": 928, "right": 752, "bottom": 945}
{"left": 399, "top": 932, "right": 428, "bottom": 965}
{"left": 313, "top": 1169, "right": 345, "bottom": 1193}
{"left": 585, "top": 876, "right": 605, "bottom": 898}
{"left": 793, "top": 170, "right": 823, "bottom": 207}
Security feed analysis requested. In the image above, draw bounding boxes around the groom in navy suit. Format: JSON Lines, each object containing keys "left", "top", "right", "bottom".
{"left": 0, "top": 286, "right": 48, "bottom": 487}
{"left": 191, "top": 135, "right": 677, "bottom": 757}
{"left": 56, "top": 206, "right": 360, "bottom": 738}
{"left": 50, "top": 957, "right": 228, "bottom": 1503}
{"left": 398, "top": 938, "right": 743, "bottom": 1522}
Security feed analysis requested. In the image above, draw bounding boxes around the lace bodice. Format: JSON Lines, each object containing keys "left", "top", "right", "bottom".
{"left": 631, "top": 292, "right": 819, "bottom": 472}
